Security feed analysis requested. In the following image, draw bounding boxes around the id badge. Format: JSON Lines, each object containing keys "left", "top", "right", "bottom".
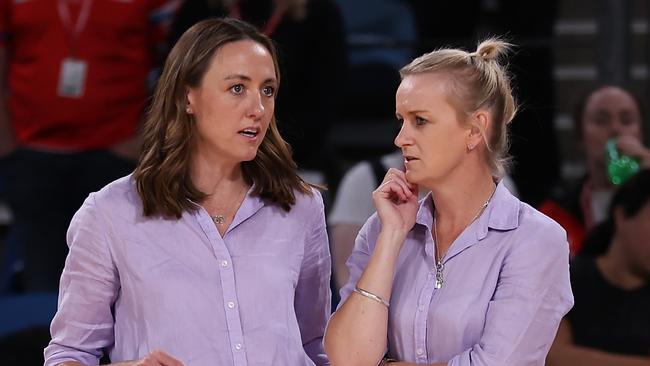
{"left": 57, "top": 58, "right": 88, "bottom": 98}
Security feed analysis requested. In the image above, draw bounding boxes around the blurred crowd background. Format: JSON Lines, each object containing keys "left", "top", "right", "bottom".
{"left": 1, "top": 0, "right": 650, "bottom": 364}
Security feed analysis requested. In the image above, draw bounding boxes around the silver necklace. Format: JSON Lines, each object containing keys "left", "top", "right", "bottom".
{"left": 211, "top": 214, "right": 226, "bottom": 225}
{"left": 433, "top": 185, "right": 496, "bottom": 289}
{"left": 209, "top": 185, "right": 247, "bottom": 226}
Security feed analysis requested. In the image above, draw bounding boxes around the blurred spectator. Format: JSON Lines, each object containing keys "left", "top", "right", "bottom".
{"left": 539, "top": 85, "right": 650, "bottom": 254}
{"left": 328, "top": 150, "right": 518, "bottom": 291}
{"left": 168, "top": 0, "right": 347, "bottom": 184}
{"left": 547, "top": 169, "right": 650, "bottom": 366}
{"left": 0, "top": 0, "right": 178, "bottom": 292}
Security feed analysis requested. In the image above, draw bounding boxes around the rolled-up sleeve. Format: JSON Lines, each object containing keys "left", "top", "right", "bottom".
{"left": 44, "top": 195, "right": 120, "bottom": 366}
{"left": 448, "top": 221, "right": 574, "bottom": 366}
{"left": 294, "top": 191, "right": 332, "bottom": 365}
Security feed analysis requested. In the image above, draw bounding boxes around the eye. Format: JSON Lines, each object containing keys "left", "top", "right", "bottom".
{"left": 230, "top": 84, "right": 244, "bottom": 94}
{"left": 592, "top": 116, "right": 610, "bottom": 127}
{"left": 621, "top": 117, "right": 635, "bottom": 126}
{"left": 262, "top": 85, "right": 275, "bottom": 97}
{"left": 415, "top": 116, "right": 427, "bottom": 126}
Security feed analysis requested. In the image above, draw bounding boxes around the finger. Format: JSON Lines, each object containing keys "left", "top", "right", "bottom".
{"left": 381, "top": 172, "right": 413, "bottom": 198}
{"left": 376, "top": 180, "right": 410, "bottom": 202}
{"left": 617, "top": 141, "right": 646, "bottom": 156}
{"left": 386, "top": 168, "right": 417, "bottom": 191}
{"left": 136, "top": 357, "right": 161, "bottom": 366}
{"left": 384, "top": 168, "right": 408, "bottom": 185}
{"left": 150, "top": 350, "right": 184, "bottom": 366}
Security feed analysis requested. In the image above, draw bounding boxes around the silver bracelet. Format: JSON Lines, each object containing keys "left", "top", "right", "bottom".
{"left": 353, "top": 286, "right": 390, "bottom": 308}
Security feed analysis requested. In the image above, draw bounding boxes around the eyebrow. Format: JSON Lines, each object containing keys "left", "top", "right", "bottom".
{"left": 396, "top": 109, "right": 428, "bottom": 117}
{"left": 224, "top": 74, "right": 277, "bottom": 84}
{"left": 408, "top": 110, "right": 429, "bottom": 115}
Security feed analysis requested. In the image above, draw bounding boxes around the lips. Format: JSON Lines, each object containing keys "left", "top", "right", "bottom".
{"left": 404, "top": 155, "right": 418, "bottom": 162}
{"left": 238, "top": 127, "right": 260, "bottom": 138}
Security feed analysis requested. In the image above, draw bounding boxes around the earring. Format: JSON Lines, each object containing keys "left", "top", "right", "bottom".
{"left": 186, "top": 105, "right": 193, "bottom": 114}
{"left": 467, "top": 143, "right": 476, "bottom": 151}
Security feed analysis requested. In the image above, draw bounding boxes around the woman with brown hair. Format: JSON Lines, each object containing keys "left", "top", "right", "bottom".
{"left": 167, "top": 0, "right": 346, "bottom": 182}
{"left": 44, "top": 18, "right": 331, "bottom": 366}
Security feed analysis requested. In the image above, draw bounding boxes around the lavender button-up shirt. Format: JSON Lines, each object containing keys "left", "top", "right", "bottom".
{"left": 340, "top": 182, "right": 574, "bottom": 365}
{"left": 44, "top": 176, "right": 331, "bottom": 366}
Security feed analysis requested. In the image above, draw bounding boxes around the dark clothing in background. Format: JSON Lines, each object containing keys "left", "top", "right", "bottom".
{"left": 1, "top": 149, "right": 134, "bottom": 291}
{"left": 567, "top": 256, "right": 650, "bottom": 356}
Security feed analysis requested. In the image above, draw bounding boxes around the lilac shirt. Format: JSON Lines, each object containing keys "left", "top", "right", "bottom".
{"left": 339, "top": 182, "right": 574, "bottom": 365}
{"left": 44, "top": 176, "right": 331, "bottom": 366}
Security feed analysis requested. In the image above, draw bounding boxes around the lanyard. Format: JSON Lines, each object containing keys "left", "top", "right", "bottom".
{"left": 57, "top": 0, "right": 93, "bottom": 56}
{"left": 228, "top": 0, "right": 288, "bottom": 37}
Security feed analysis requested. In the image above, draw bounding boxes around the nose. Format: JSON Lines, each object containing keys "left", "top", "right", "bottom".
{"left": 394, "top": 123, "right": 410, "bottom": 148}
{"left": 247, "top": 91, "right": 265, "bottom": 120}
{"left": 612, "top": 117, "right": 632, "bottom": 138}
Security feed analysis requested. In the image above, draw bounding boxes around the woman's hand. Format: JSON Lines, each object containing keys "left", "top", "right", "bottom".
{"left": 372, "top": 168, "right": 419, "bottom": 233}
{"left": 616, "top": 135, "right": 650, "bottom": 168}
{"left": 60, "top": 351, "right": 184, "bottom": 366}
{"left": 120, "top": 351, "right": 184, "bottom": 366}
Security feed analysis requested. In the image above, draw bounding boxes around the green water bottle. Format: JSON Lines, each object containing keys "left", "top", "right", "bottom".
{"left": 605, "top": 138, "right": 640, "bottom": 185}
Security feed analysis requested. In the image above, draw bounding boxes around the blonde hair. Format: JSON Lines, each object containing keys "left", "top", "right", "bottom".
{"left": 400, "top": 38, "right": 518, "bottom": 178}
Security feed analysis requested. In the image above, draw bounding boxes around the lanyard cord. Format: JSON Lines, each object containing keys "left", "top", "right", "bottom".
{"left": 228, "top": 0, "right": 288, "bottom": 37}
{"left": 57, "top": 0, "right": 93, "bottom": 56}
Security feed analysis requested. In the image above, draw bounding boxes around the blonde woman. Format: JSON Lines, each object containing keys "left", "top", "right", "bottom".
{"left": 324, "top": 39, "right": 574, "bottom": 366}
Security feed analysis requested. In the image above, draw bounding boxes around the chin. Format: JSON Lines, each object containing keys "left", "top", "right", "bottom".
{"left": 405, "top": 170, "right": 423, "bottom": 185}
{"left": 241, "top": 149, "right": 260, "bottom": 162}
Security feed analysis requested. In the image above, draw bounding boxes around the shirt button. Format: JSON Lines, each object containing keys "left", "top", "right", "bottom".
{"left": 416, "top": 348, "right": 424, "bottom": 355}
{"left": 234, "top": 343, "right": 242, "bottom": 350}
{"left": 221, "top": 260, "right": 229, "bottom": 268}
{"left": 227, "top": 301, "right": 236, "bottom": 309}
{"left": 418, "top": 305, "right": 426, "bottom": 312}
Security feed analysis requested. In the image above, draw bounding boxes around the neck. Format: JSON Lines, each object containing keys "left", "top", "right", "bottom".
{"left": 597, "top": 238, "right": 646, "bottom": 290}
{"left": 191, "top": 150, "right": 246, "bottom": 197}
{"left": 428, "top": 166, "right": 496, "bottom": 232}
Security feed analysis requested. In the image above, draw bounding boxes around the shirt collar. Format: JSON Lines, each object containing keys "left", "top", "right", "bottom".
{"left": 189, "top": 185, "right": 266, "bottom": 235}
{"left": 414, "top": 179, "right": 521, "bottom": 240}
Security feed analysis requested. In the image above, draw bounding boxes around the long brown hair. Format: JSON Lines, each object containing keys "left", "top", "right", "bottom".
{"left": 133, "top": 17, "right": 312, "bottom": 219}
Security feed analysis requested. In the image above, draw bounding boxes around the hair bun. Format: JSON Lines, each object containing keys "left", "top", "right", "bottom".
{"left": 473, "top": 38, "right": 513, "bottom": 62}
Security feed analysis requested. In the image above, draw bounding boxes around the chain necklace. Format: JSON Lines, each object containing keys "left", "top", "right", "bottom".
{"left": 209, "top": 184, "right": 248, "bottom": 226}
{"left": 433, "top": 185, "right": 496, "bottom": 289}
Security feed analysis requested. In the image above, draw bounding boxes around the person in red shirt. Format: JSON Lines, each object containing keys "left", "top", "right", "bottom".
{"left": 539, "top": 85, "right": 650, "bottom": 255}
{"left": 0, "top": 0, "right": 179, "bottom": 292}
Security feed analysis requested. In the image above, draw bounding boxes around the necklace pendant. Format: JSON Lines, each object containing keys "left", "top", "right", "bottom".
{"left": 212, "top": 215, "right": 225, "bottom": 225}
{"left": 435, "top": 263, "right": 444, "bottom": 289}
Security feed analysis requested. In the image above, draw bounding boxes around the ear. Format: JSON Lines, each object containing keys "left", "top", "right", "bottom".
{"left": 185, "top": 87, "right": 196, "bottom": 114}
{"left": 466, "top": 110, "right": 489, "bottom": 151}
